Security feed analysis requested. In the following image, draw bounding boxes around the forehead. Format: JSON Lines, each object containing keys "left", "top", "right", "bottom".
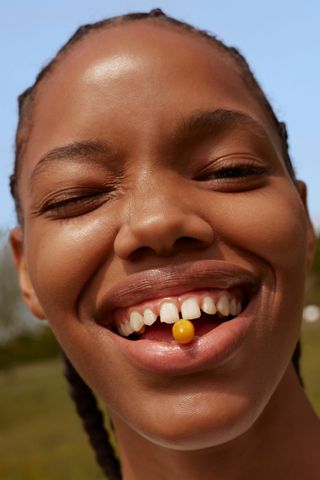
{"left": 42, "top": 20, "right": 251, "bottom": 105}
{"left": 56, "top": 20, "right": 237, "bottom": 78}
{"left": 23, "top": 21, "right": 282, "bottom": 169}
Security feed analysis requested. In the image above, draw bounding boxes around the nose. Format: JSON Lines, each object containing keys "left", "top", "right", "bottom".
{"left": 114, "top": 175, "right": 215, "bottom": 259}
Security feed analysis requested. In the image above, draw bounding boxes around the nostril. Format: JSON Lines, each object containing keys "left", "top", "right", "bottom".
{"left": 129, "top": 246, "right": 154, "bottom": 262}
{"left": 128, "top": 237, "right": 205, "bottom": 261}
{"left": 173, "top": 236, "right": 208, "bottom": 251}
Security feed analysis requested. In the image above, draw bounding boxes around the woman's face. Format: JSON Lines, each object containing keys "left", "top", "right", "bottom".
{"left": 12, "top": 22, "right": 314, "bottom": 449}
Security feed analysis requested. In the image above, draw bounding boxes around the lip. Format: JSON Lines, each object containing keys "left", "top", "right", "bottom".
{"left": 92, "top": 260, "right": 260, "bottom": 375}
{"left": 96, "top": 260, "right": 259, "bottom": 325}
{"left": 94, "top": 290, "right": 258, "bottom": 375}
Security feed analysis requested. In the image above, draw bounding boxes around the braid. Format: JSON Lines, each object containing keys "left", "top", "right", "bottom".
{"left": 292, "top": 340, "right": 303, "bottom": 387}
{"left": 62, "top": 352, "right": 121, "bottom": 479}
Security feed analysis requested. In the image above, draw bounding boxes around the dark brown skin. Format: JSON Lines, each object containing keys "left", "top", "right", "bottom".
{"left": 10, "top": 21, "right": 320, "bottom": 479}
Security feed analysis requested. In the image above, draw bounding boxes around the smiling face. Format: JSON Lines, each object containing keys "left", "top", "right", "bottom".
{"left": 11, "top": 21, "right": 315, "bottom": 450}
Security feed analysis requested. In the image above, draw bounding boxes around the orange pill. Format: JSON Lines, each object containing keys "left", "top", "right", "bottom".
{"left": 172, "top": 319, "right": 195, "bottom": 344}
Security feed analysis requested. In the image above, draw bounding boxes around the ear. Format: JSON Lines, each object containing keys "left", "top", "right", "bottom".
{"left": 295, "top": 180, "right": 316, "bottom": 271}
{"left": 9, "top": 227, "right": 46, "bottom": 320}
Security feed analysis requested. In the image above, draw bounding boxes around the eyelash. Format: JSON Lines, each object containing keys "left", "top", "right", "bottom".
{"left": 36, "top": 189, "right": 115, "bottom": 218}
{"left": 194, "top": 161, "right": 269, "bottom": 182}
{"left": 43, "top": 193, "right": 99, "bottom": 211}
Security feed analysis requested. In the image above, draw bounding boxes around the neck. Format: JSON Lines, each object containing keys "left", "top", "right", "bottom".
{"left": 111, "top": 365, "right": 320, "bottom": 480}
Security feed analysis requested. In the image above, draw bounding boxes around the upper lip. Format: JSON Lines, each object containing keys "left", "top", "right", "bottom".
{"left": 96, "top": 260, "right": 260, "bottom": 326}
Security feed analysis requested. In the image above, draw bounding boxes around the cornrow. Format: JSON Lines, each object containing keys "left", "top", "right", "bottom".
{"left": 63, "top": 352, "right": 121, "bottom": 479}
{"left": 9, "top": 9, "right": 303, "bottom": 479}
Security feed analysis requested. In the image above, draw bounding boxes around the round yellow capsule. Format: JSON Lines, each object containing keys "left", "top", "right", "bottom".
{"left": 172, "top": 319, "right": 195, "bottom": 344}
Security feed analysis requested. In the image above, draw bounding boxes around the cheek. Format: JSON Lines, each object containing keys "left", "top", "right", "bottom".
{"left": 215, "top": 181, "right": 307, "bottom": 380}
{"left": 24, "top": 212, "right": 118, "bottom": 317}
{"left": 213, "top": 181, "right": 308, "bottom": 274}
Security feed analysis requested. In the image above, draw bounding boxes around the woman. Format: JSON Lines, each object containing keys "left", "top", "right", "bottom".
{"left": 9, "top": 9, "right": 320, "bottom": 480}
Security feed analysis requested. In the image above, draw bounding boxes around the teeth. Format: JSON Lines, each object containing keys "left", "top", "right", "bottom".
{"left": 118, "top": 323, "right": 127, "bottom": 336}
{"left": 143, "top": 308, "right": 157, "bottom": 326}
{"left": 130, "top": 311, "right": 144, "bottom": 332}
{"left": 216, "top": 295, "right": 230, "bottom": 316}
{"left": 236, "top": 301, "right": 242, "bottom": 315}
{"left": 201, "top": 296, "right": 217, "bottom": 315}
{"left": 122, "top": 321, "right": 134, "bottom": 336}
{"left": 230, "top": 298, "right": 237, "bottom": 316}
{"left": 117, "top": 293, "right": 243, "bottom": 337}
{"left": 160, "top": 302, "right": 179, "bottom": 324}
{"left": 181, "top": 297, "right": 201, "bottom": 319}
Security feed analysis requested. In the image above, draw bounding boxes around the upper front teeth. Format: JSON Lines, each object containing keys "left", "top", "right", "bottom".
{"left": 117, "top": 292, "right": 242, "bottom": 337}
{"left": 181, "top": 297, "right": 201, "bottom": 319}
{"left": 160, "top": 302, "right": 179, "bottom": 324}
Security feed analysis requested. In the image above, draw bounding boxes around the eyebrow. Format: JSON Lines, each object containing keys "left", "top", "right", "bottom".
{"left": 173, "top": 109, "right": 273, "bottom": 147}
{"left": 30, "top": 140, "right": 118, "bottom": 183}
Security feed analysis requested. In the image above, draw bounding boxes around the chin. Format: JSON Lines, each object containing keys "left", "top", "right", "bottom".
{"left": 124, "top": 389, "right": 264, "bottom": 451}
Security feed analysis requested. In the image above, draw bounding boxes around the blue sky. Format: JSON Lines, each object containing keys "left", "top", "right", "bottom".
{"left": 1, "top": 0, "right": 319, "bottom": 229}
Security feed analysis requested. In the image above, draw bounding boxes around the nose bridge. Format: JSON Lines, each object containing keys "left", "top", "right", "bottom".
{"left": 134, "top": 169, "right": 188, "bottom": 220}
{"left": 114, "top": 169, "right": 215, "bottom": 258}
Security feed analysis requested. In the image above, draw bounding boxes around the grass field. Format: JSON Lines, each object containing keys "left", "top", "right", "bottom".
{"left": 300, "top": 321, "right": 320, "bottom": 414}
{"left": 0, "top": 322, "right": 319, "bottom": 480}
{"left": 0, "top": 360, "right": 104, "bottom": 480}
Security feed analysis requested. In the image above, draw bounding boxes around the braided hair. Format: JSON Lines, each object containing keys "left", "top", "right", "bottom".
{"left": 62, "top": 352, "right": 121, "bottom": 479}
{"left": 9, "top": 8, "right": 303, "bottom": 479}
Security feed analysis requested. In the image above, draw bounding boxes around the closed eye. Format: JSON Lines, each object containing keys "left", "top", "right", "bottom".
{"left": 204, "top": 165, "right": 268, "bottom": 180}
{"left": 42, "top": 192, "right": 103, "bottom": 211}
{"left": 34, "top": 187, "right": 117, "bottom": 219}
{"left": 193, "top": 157, "right": 270, "bottom": 192}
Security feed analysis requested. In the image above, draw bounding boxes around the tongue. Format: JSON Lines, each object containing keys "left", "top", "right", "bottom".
{"left": 140, "top": 314, "right": 223, "bottom": 342}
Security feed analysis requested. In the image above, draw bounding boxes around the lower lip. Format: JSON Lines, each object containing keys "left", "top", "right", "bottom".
{"left": 96, "top": 295, "right": 258, "bottom": 375}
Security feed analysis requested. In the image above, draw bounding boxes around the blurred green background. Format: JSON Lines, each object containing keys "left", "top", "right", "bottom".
{"left": 1, "top": 230, "right": 320, "bottom": 480}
